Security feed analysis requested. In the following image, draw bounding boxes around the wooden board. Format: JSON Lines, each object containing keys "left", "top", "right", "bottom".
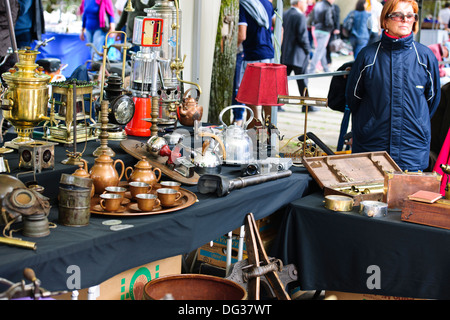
{"left": 401, "top": 199, "right": 450, "bottom": 230}
{"left": 120, "top": 139, "right": 199, "bottom": 185}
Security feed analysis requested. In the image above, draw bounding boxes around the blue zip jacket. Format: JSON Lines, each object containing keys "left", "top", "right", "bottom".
{"left": 345, "top": 32, "right": 441, "bottom": 171}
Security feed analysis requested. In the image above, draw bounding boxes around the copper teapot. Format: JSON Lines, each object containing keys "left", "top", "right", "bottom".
{"left": 72, "top": 159, "right": 95, "bottom": 197}
{"left": 125, "top": 157, "right": 162, "bottom": 186}
{"left": 177, "top": 88, "right": 203, "bottom": 126}
{"left": 89, "top": 151, "right": 125, "bottom": 194}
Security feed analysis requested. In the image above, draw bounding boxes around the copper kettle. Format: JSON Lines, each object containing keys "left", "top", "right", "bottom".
{"left": 125, "top": 156, "right": 162, "bottom": 186}
{"left": 89, "top": 151, "right": 125, "bottom": 194}
{"left": 72, "top": 159, "right": 95, "bottom": 197}
{"left": 177, "top": 88, "right": 203, "bottom": 126}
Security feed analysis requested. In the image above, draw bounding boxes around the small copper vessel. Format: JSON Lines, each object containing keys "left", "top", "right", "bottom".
{"left": 125, "top": 156, "right": 161, "bottom": 186}
{"left": 89, "top": 151, "right": 125, "bottom": 194}
{"left": 72, "top": 159, "right": 95, "bottom": 197}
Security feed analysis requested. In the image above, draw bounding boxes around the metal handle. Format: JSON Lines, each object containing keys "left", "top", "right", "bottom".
{"left": 219, "top": 105, "right": 254, "bottom": 129}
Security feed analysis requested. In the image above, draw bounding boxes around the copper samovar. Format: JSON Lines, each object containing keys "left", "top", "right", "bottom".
{"left": 1, "top": 49, "right": 52, "bottom": 147}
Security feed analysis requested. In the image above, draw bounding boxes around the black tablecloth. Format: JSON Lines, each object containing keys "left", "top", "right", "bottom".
{"left": 0, "top": 134, "right": 314, "bottom": 291}
{"left": 270, "top": 192, "right": 450, "bottom": 300}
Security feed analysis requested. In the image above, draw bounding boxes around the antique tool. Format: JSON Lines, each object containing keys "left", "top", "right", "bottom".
{"left": 359, "top": 200, "right": 388, "bottom": 218}
{"left": 226, "top": 258, "right": 298, "bottom": 300}
{"left": 1, "top": 49, "right": 53, "bottom": 148}
{"left": 18, "top": 141, "right": 57, "bottom": 173}
{"left": 197, "top": 170, "right": 292, "bottom": 197}
{"left": 218, "top": 105, "right": 255, "bottom": 165}
{"left": 441, "top": 164, "right": 450, "bottom": 200}
{"left": 0, "top": 175, "right": 26, "bottom": 225}
{"left": 2, "top": 188, "right": 51, "bottom": 237}
{"left": 277, "top": 95, "right": 327, "bottom": 158}
{"left": 243, "top": 213, "right": 290, "bottom": 300}
{"left": 0, "top": 268, "right": 67, "bottom": 299}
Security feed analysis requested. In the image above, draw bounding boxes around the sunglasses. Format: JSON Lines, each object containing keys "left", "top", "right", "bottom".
{"left": 387, "top": 12, "right": 418, "bottom": 22}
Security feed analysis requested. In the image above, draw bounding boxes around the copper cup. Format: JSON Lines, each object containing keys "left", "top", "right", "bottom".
{"left": 160, "top": 181, "right": 181, "bottom": 191}
{"left": 136, "top": 193, "right": 161, "bottom": 211}
{"left": 157, "top": 188, "right": 182, "bottom": 207}
{"left": 104, "top": 186, "right": 127, "bottom": 198}
{"left": 99, "top": 193, "right": 123, "bottom": 212}
{"left": 129, "top": 181, "right": 152, "bottom": 199}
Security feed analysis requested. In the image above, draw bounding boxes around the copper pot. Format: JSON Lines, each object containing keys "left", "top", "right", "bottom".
{"left": 125, "top": 156, "right": 162, "bottom": 186}
{"left": 89, "top": 151, "right": 125, "bottom": 194}
{"left": 72, "top": 159, "right": 95, "bottom": 197}
{"left": 177, "top": 88, "right": 203, "bottom": 126}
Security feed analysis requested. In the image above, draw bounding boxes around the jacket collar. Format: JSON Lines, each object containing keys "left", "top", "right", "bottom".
{"left": 381, "top": 31, "right": 414, "bottom": 50}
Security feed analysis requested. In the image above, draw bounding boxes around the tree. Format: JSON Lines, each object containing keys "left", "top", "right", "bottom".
{"left": 208, "top": 0, "right": 239, "bottom": 125}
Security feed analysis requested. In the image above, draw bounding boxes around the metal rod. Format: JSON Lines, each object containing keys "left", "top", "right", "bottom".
{"left": 287, "top": 70, "right": 350, "bottom": 80}
{"left": 4, "top": 0, "right": 18, "bottom": 61}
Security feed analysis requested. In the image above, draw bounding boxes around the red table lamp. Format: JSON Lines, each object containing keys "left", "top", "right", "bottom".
{"left": 235, "top": 63, "right": 288, "bottom": 107}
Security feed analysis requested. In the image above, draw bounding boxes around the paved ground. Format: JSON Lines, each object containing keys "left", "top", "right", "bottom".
{"left": 277, "top": 54, "right": 354, "bottom": 154}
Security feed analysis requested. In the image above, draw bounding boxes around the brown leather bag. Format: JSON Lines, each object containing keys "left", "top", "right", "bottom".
{"left": 177, "top": 88, "right": 203, "bottom": 126}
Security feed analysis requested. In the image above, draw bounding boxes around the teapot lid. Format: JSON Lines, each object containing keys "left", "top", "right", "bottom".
{"left": 134, "top": 156, "right": 153, "bottom": 169}
{"left": 73, "top": 165, "right": 90, "bottom": 178}
{"left": 95, "top": 150, "right": 113, "bottom": 163}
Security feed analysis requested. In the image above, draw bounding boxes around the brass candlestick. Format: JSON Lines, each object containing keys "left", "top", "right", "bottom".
{"left": 93, "top": 100, "right": 115, "bottom": 157}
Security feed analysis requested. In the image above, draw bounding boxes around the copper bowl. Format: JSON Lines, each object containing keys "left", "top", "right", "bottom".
{"left": 143, "top": 274, "right": 247, "bottom": 300}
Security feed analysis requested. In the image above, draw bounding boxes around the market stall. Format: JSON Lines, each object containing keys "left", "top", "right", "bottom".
{"left": 0, "top": 134, "right": 314, "bottom": 293}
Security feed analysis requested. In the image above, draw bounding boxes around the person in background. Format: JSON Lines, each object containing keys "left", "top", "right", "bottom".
{"left": 346, "top": 0, "right": 371, "bottom": 58}
{"left": 428, "top": 42, "right": 450, "bottom": 86}
{"left": 368, "top": 0, "right": 383, "bottom": 44}
{"left": 115, "top": 0, "right": 155, "bottom": 53}
{"left": 237, "top": 0, "right": 275, "bottom": 127}
{"left": 80, "top": 0, "right": 116, "bottom": 61}
{"left": 438, "top": 2, "right": 450, "bottom": 29}
{"left": 307, "top": 0, "right": 337, "bottom": 74}
{"left": 0, "top": 0, "right": 18, "bottom": 81}
{"left": 281, "top": 0, "right": 310, "bottom": 97}
{"left": 15, "top": 0, "right": 45, "bottom": 49}
{"left": 325, "top": 2, "right": 340, "bottom": 68}
{"left": 305, "top": 0, "right": 315, "bottom": 58}
{"left": 345, "top": 0, "right": 441, "bottom": 172}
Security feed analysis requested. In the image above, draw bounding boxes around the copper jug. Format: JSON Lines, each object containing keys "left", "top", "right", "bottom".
{"left": 72, "top": 159, "right": 95, "bottom": 197}
{"left": 177, "top": 88, "right": 203, "bottom": 126}
{"left": 125, "top": 156, "right": 162, "bottom": 186}
{"left": 89, "top": 151, "right": 125, "bottom": 194}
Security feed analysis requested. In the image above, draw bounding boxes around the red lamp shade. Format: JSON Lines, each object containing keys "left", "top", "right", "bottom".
{"left": 235, "top": 63, "right": 288, "bottom": 106}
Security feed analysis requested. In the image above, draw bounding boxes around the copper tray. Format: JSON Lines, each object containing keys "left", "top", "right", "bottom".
{"left": 90, "top": 187, "right": 197, "bottom": 217}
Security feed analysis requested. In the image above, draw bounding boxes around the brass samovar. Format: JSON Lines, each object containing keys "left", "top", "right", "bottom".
{"left": 1, "top": 49, "right": 52, "bottom": 148}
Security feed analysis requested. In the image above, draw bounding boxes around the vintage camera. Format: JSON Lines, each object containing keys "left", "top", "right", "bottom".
{"left": 240, "top": 157, "right": 293, "bottom": 176}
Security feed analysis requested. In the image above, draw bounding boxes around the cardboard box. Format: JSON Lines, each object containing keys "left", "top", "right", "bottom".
{"left": 325, "top": 291, "right": 424, "bottom": 300}
{"left": 55, "top": 255, "right": 182, "bottom": 300}
{"left": 197, "top": 243, "right": 247, "bottom": 269}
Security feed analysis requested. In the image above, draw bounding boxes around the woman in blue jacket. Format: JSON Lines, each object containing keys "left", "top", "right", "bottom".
{"left": 345, "top": 0, "right": 441, "bottom": 171}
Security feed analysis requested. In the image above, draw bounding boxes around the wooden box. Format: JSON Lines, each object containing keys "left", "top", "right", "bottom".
{"left": 383, "top": 171, "right": 442, "bottom": 210}
{"left": 302, "top": 151, "right": 402, "bottom": 206}
{"left": 401, "top": 199, "right": 450, "bottom": 230}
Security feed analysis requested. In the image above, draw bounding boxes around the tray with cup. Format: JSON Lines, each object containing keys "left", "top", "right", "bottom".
{"left": 90, "top": 180, "right": 197, "bottom": 216}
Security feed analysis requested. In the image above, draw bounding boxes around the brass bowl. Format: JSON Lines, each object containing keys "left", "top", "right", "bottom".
{"left": 324, "top": 195, "right": 354, "bottom": 212}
